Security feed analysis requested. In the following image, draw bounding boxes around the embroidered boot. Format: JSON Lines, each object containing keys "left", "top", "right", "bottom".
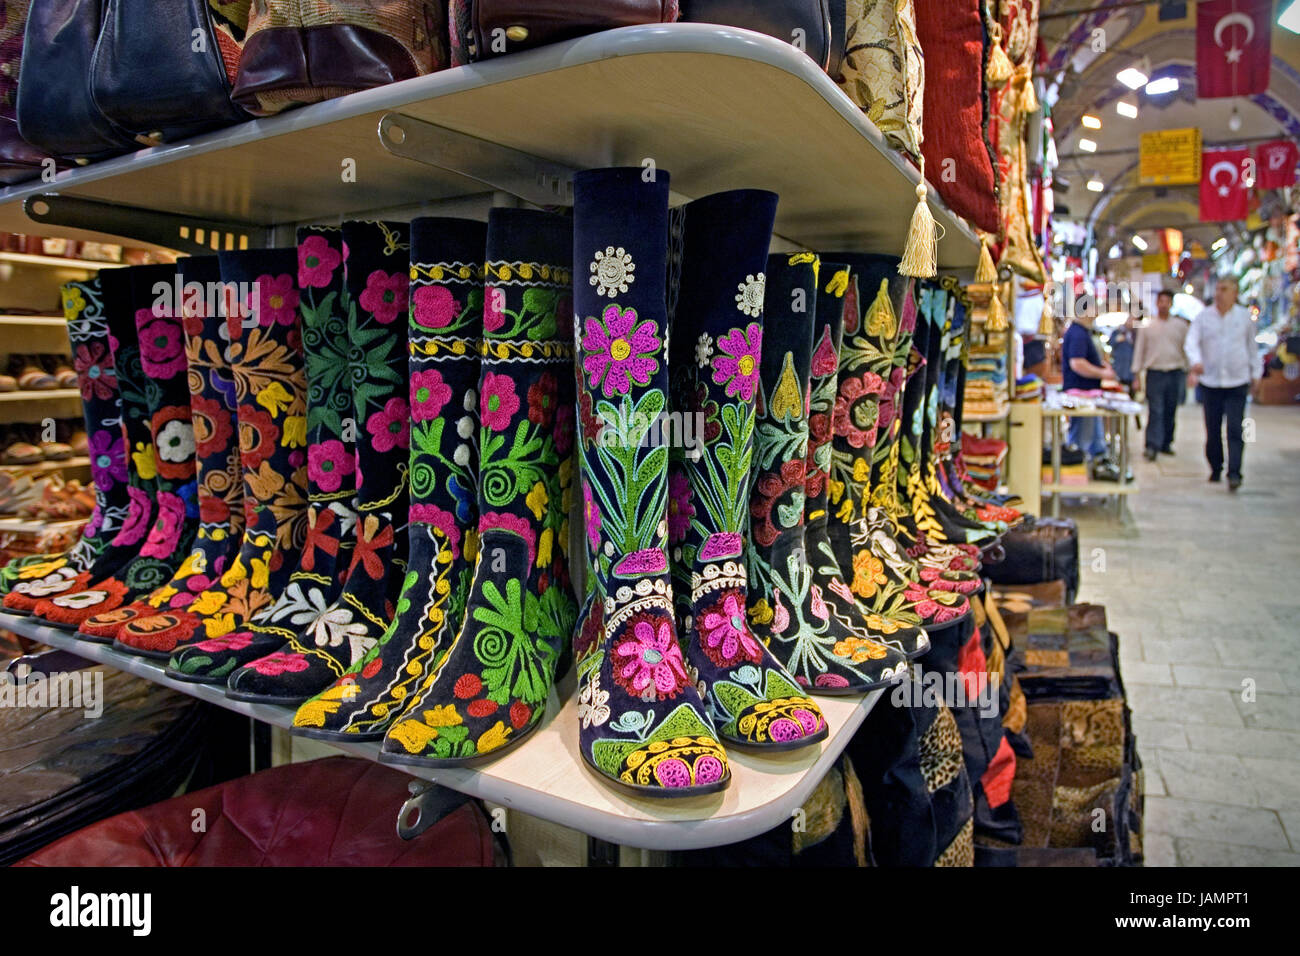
{"left": 4, "top": 269, "right": 160, "bottom": 612}
{"left": 380, "top": 208, "right": 576, "bottom": 766}
{"left": 79, "top": 257, "right": 246, "bottom": 641}
{"left": 118, "top": 249, "right": 310, "bottom": 663}
{"left": 802, "top": 261, "right": 930, "bottom": 659}
{"left": 824, "top": 256, "right": 971, "bottom": 631}
{"left": 666, "top": 191, "right": 828, "bottom": 747}
{"left": 33, "top": 265, "right": 201, "bottom": 627}
{"left": 226, "top": 220, "right": 411, "bottom": 703}
{"left": 0, "top": 278, "right": 132, "bottom": 599}
{"left": 746, "top": 254, "right": 909, "bottom": 694}
{"left": 561, "top": 168, "right": 730, "bottom": 797}
{"left": 152, "top": 244, "right": 332, "bottom": 672}
{"left": 293, "top": 217, "right": 485, "bottom": 740}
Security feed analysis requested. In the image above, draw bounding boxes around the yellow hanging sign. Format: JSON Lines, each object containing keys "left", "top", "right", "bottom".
{"left": 1139, "top": 128, "right": 1202, "bottom": 186}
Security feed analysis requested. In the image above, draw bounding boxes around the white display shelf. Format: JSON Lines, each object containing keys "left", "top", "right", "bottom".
{"left": 0, "top": 252, "right": 121, "bottom": 270}
{"left": 0, "top": 25, "right": 979, "bottom": 269}
{"left": 1040, "top": 481, "right": 1138, "bottom": 495}
{"left": 0, "top": 611, "right": 883, "bottom": 851}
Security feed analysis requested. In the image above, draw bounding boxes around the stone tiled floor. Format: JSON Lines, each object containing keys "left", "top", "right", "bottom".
{"left": 1065, "top": 400, "right": 1300, "bottom": 867}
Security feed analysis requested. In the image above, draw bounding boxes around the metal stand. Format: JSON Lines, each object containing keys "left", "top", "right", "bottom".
{"left": 23, "top": 194, "right": 268, "bottom": 255}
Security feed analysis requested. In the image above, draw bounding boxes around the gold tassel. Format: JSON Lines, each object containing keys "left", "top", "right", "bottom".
{"left": 985, "top": 284, "right": 1009, "bottom": 331}
{"left": 975, "top": 236, "right": 998, "bottom": 283}
{"left": 986, "top": 23, "right": 1013, "bottom": 89}
{"left": 1038, "top": 295, "right": 1054, "bottom": 336}
{"left": 1018, "top": 66, "right": 1039, "bottom": 114}
{"left": 900, "top": 158, "right": 938, "bottom": 278}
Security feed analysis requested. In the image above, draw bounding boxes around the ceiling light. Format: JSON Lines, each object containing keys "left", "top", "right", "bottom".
{"left": 1081, "top": 114, "right": 1102, "bottom": 129}
{"left": 1145, "top": 76, "right": 1179, "bottom": 96}
{"left": 1087, "top": 178, "right": 1105, "bottom": 192}
{"left": 1132, "top": 234, "right": 1149, "bottom": 250}
{"left": 1117, "top": 66, "right": 1149, "bottom": 90}
{"left": 1228, "top": 106, "right": 1243, "bottom": 132}
{"left": 1116, "top": 98, "right": 1139, "bottom": 118}
{"left": 1108, "top": 243, "right": 1122, "bottom": 259}
{"left": 1212, "top": 237, "right": 1227, "bottom": 249}
{"left": 1184, "top": 283, "right": 1195, "bottom": 294}
{"left": 1281, "top": 1, "right": 1300, "bottom": 34}
{"left": 1079, "top": 138, "right": 1098, "bottom": 152}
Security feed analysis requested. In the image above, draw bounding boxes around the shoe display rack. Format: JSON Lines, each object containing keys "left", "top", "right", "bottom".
{"left": 1043, "top": 407, "right": 1138, "bottom": 521}
{"left": 0, "top": 26, "right": 981, "bottom": 852}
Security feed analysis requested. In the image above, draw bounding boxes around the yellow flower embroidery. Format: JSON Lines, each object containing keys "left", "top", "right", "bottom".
{"left": 826, "top": 268, "right": 850, "bottom": 297}
{"left": 176, "top": 552, "right": 206, "bottom": 578}
{"left": 827, "top": 477, "right": 845, "bottom": 506}
{"left": 219, "top": 556, "right": 247, "bottom": 588}
{"left": 148, "top": 585, "right": 179, "bottom": 607}
{"left": 771, "top": 353, "right": 803, "bottom": 421}
{"left": 464, "top": 528, "right": 480, "bottom": 563}
{"left": 281, "top": 415, "right": 307, "bottom": 448}
{"left": 866, "top": 614, "right": 901, "bottom": 635}
{"left": 250, "top": 557, "right": 270, "bottom": 590}
{"left": 852, "top": 457, "right": 872, "bottom": 482}
{"left": 865, "top": 278, "right": 897, "bottom": 338}
{"left": 205, "top": 613, "right": 236, "bottom": 638}
{"left": 477, "top": 721, "right": 511, "bottom": 755}
{"left": 836, "top": 499, "right": 854, "bottom": 522}
{"left": 62, "top": 287, "right": 87, "bottom": 318}
{"left": 748, "top": 597, "right": 774, "bottom": 625}
{"left": 18, "top": 559, "right": 65, "bottom": 580}
{"left": 132, "top": 442, "right": 157, "bottom": 481}
{"left": 189, "top": 590, "right": 228, "bottom": 616}
{"left": 255, "top": 381, "right": 293, "bottom": 417}
{"left": 537, "top": 527, "right": 553, "bottom": 568}
{"left": 832, "top": 636, "right": 889, "bottom": 663}
{"left": 525, "top": 481, "right": 548, "bottom": 520}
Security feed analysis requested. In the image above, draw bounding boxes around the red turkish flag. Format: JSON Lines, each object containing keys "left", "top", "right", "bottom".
{"left": 1200, "top": 148, "right": 1250, "bottom": 222}
{"left": 1256, "top": 140, "right": 1299, "bottom": 189}
{"left": 1197, "top": 0, "right": 1271, "bottom": 98}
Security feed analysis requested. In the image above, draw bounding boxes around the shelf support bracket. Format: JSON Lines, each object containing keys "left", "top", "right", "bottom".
{"left": 377, "top": 113, "right": 577, "bottom": 207}
{"left": 22, "top": 195, "right": 270, "bottom": 256}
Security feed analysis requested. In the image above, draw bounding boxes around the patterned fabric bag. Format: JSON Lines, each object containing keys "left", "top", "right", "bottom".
{"left": 837, "top": 0, "right": 924, "bottom": 158}
{"left": 232, "top": 0, "right": 447, "bottom": 116}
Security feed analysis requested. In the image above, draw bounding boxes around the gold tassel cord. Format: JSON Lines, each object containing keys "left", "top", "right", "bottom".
{"left": 985, "top": 284, "right": 1009, "bottom": 331}
{"left": 986, "top": 22, "right": 1013, "bottom": 88}
{"left": 900, "top": 158, "right": 939, "bottom": 278}
{"left": 1016, "top": 64, "right": 1038, "bottom": 114}
{"left": 975, "top": 236, "right": 998, "bottom": 283}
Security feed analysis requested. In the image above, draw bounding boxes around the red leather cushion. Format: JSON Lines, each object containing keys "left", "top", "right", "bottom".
{"left": 16, "top": 756, "right": 496, "bottom": 867}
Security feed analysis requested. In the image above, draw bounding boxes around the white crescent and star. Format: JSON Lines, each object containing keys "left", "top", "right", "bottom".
{"left": 1214, "top": 11, "right": 1256, "bottom": 65}
{"left": 1209, "top": 160, "right": 1239, "bottom": 196}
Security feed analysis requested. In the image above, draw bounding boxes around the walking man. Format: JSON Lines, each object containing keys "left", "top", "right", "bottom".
{"left": 1061, "top": 308, "right": 1114, "bottom": 463}
{"left": 1133, "top": 290, "right": 1188, "bottom": 461}
{"left": 1186, "top": 277, "right": 1260, "bottom": 491}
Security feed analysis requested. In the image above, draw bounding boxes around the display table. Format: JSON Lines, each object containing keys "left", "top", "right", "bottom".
{"left": 0, "top": 612, "right": 883, "bottom": 852}
{"left": 1042, "top": 406, "right": 1138, "bottom": 521}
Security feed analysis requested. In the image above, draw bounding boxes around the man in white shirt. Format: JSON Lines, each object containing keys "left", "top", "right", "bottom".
{"left": 1186, "top": 277, "right": 1260, "bottom": 491}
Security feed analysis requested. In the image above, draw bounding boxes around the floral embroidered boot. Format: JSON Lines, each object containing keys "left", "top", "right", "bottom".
{"left": 564, "top": 168, "right": 730, "bottom": 797}
{"left": 116, "top": 249, "right": 310, "bottom": 663}
{"left": 379, "top": 208, "right": 576, "bottom": 766}
{"left": 79, "top": 257, "right": 246, "bottom": 641}
{"left": 1, "top": 278, "right": 133, "bottom": 599}
{"left": 33, "top": 265, "right": 201, "bottom": 628}
{"left": 802, "top": 261, "right": 930, "bottom": 659}
{"left": 824, "top": 256, "right": 971, "bottom": 630}
{"left": 666, "top": 191, "right": 828, "bottom": 748}
{"left": 225, "top": 221, "right": 411, "bottom": 703}
{"left": 293, "top": 217, "right": 485, "bottom": 740}
{"left": 5, "top": 270, "right": 162, "bottom": 613}
{"left": 156, "top": 242, "right": 337, "bottom": 674}
{"left": 746, "top": 254, "right": 909, "bottom": 694}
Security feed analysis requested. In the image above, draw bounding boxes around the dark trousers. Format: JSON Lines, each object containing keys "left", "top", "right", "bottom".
{"left": 1144, "top": 369, "right": 1183, "bottom": 452}
{"left": 1202, "top": 383, "right": 1249, "bottom": 479}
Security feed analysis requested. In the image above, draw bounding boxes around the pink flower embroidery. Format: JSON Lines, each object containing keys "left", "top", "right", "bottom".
{"left": 410, "top": 503, "right": 462, "bottom": 558}
{"left": 298, "top": 235, "right": 342, "bottom": 288}
{"left": 366, "top": 398, "right": 410, "bottom": 453}
{"left": 359, "top": 270, "right": 408, "bottom": 324}
{"left": 136, "top": 314, "right": 186, "bottom": 379}
{"left": 613, "top": 616, "right": 688, "bottom": 699}
{"left": 413, "top": 285, "right": 460, "bottom": 329}
{"left": 479, "top": 511, "right": 536, "bottom": 567}
{"left": 140, "top": 492, "right": 186, "bottom": 559}
{"left": 74, "top": 342, "right": 116, "bottom": 400}
{"left": 255, "top": 273, "right": 300, "bottom": 327}
{"left": 483, "top": 287, "right": 505, "bottom": 332}
{"left": 113, "top": 486, "right": 154, "bottom": 547}
{"left": 195, "top": 632, "right": 254, "bottom": 653}
{"left": 581, "top": 304, "right": 660, "bottom": 398}
{"left": 711, "top": 322, "right": 762, "bottom": 400}
{"left": 308, "top": 439, "right": 355, "bottom": 493}
{"left": 245, "top": 651, "right": 310, "bottom": 676}
{"left": 583, "top": 480, "right": 601, "bottom": 554}
{"left": 410, "top": 369, "right": 452, "bottom": 421}
{"left": 480, "top": 372, "right": 519, "bottom": 432}
{"left": 699, "top": 592, "right": 762, "bottom": 667}
{"left": 666, "top": 470, "right": 694, "bottom": 544}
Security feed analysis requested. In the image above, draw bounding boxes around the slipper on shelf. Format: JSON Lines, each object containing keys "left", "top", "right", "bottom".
{"left": 0, "top": 373, "right": 17, "bottom": 392}
{"left": 51, "top": 358, "right": 79, "bottom": 389}
{"left": 1, "top": 438, "right": 44, "bottom": 465}
{"left": 13, "top": 356, "right": 56, "bottom": 390}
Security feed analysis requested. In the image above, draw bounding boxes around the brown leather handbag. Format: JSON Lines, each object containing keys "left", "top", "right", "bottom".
{"left": 471, "top": 0, "right": 680, "bottom": 60}
{"left": 232, "top": 0, "right": 448, "bottom": 116}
